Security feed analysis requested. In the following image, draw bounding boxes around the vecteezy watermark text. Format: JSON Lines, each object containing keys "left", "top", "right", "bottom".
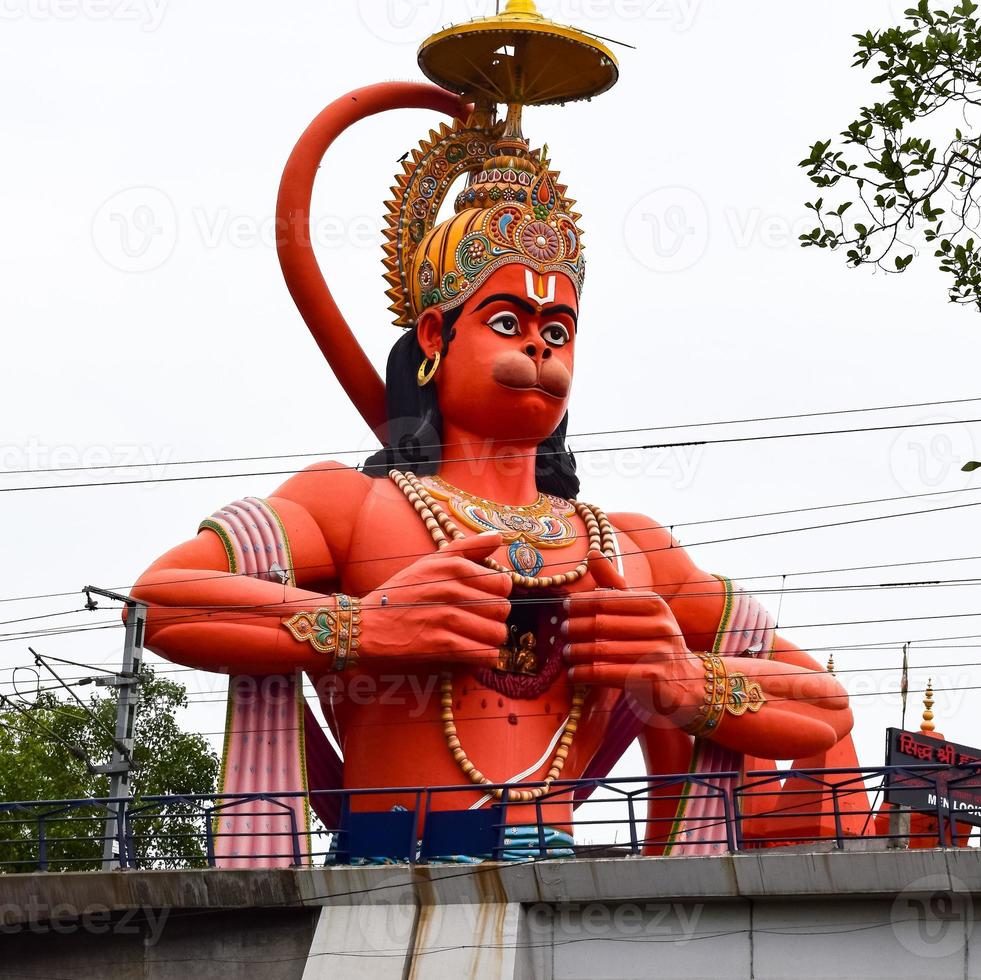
{"left": 0, "top": 901, "right": 170, "bottom": 945}
{"left": 357, "top": 0, "right": 701, "bottom": 45}
{"left": 526, "top": 901, "right": 704, "bottom": 940}
{"left": 0, "top": 0, "right": 167, "bottom": 31}
{"left": 92, "top": 186, "right": 382, "bottom": 274}
{"left": 891, "top": 875, "right": 973, "bottom": 960}
{"left": 0, "top": 440, "right": 174, "bottom": 476}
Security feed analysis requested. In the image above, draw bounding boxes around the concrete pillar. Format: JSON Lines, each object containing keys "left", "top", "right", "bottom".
{"left": 407, "top": 902, "right": 522, "bottom": 979}
{"left": 301, "top": 902, "right": 523, "bottom": 979}
{"left": 302, "top": 904, "right": 417, "bottom": 980}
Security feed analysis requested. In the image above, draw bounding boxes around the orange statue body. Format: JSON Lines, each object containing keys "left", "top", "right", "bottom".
{"left": 132, "top": 2, "right": 856, "bottom": 865}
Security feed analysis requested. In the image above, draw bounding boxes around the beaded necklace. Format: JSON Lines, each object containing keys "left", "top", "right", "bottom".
{"left": 388, "top": 468, "right": 608, "bottom": 799}
{"left": 439, "top": 673, "right": 585, "bottom": 802}
{"left": 389, "top": 469, "right": 617, "bottom": 589}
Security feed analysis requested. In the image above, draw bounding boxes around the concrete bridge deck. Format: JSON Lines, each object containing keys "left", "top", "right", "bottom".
{"left": 2, "top": 847, "right": 981, "bottom": 978}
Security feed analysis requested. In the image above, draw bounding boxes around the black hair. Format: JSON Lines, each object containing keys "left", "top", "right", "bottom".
{"left": 361, "top": 306, "right": 580, "bottom": 499}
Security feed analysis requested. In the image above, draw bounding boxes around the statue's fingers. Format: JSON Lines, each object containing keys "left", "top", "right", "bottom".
{"left": 562, "top": 640, "right": 666, "bottom": 664}
{"left": 456, "top": 651, "right": 506, "bottom": 669}
{"left": 415, "top": 631, "right": 502, "bottom": 667}
{"left": 586, "top": 549, "right": 628, "bottom": 590}
{"left": 466, "top": 615, "right": 510, "bottom": 649}
{"left": 454, "top": 593, "right": 511, "bottom": 621}
{"left": 563, "top": 592, "right": 664, "bottom": 618}
{"left": 440, "top": 610, "right": 509, "bottom": 648}
{"left": 563, "top": 615, "right": 677, "bottom": 643}
{"left": 436, "top": 558, "right": 512, "bottom": 597}
{"left": 429, "top": 555, "right": 512, "bottom": 594}
{"left": 471, "top": 568, "right": 514, "bottom": 598}
{"left": 440, "top": 531, "right": 504, "bottom": 561}
{"left": 567, "top": 663, "right": 638, "bottom": 687}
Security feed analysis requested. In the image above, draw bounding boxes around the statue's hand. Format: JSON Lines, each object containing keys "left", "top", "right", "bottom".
{"left": 359, "top": 532, "right": 511, "bottom": 668}
{"left": 561, "top": 551, "right": 704, "bottom": 725}
{"left": 561, "top": 550, "right": 688, "bottom": 669}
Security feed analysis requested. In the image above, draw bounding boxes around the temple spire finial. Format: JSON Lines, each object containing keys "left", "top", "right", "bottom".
{"left": 826, "top": 654, "right": 836, "bottom": 675}
{"left": 920, "top": 679, "right": 936, "bottom": 733}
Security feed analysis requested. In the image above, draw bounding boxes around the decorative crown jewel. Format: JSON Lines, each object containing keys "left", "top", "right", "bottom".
{"left": 382, "top": 121, "right": 585, "bottom": 328}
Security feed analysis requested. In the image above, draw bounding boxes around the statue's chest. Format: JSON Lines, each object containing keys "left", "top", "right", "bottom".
{"left": 341, "top": 481, "right": 591, "bottom": 591}
{"left": 422, "top": 477, "right": 581, "bottom": 579}
{"left": 340, "top": 477, "right": 654, "bottom": 598}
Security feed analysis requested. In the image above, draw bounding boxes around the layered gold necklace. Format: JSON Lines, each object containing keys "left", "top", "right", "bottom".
{"left": 388, "top": 469, "right": 615, "bottom": 800}
{"left": 390, "top": 470, "right": 616, "bottom": 589}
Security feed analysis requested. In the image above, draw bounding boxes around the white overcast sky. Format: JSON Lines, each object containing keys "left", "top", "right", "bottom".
{"left": 3, "top": 0, "right": 981, "bottom": 796}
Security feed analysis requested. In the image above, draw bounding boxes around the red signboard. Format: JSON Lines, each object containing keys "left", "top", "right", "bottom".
{"left": 885, "top": 728, "right": 981, "bottom": 826}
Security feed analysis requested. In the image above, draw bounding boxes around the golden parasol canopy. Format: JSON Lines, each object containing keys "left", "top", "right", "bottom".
{"left": 418, "top": 0, "right": 619, "bottom": 108}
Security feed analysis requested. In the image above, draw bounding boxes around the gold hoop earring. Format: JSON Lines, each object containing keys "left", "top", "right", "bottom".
{"left": 417, "top": 351, "right": 440, "bottom": 388}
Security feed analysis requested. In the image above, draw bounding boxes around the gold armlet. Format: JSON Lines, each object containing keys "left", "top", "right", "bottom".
{"left": 283, "top": 594, "right": 362, "bottom": 672}
{"left": 683, "top": 653, "right": 766, "bottom": 738}
{"left": 683, "top": 653, "right": 728, "bottom": 738}
{"left": 726, "top": 671, "right": 767, "bottom": 717}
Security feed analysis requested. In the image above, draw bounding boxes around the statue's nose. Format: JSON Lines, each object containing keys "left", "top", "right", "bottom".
{"left": 524, "top": 340, "right": 551, "bottom": 360}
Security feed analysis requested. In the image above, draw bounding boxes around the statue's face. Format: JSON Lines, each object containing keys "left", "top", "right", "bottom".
{"left": 418, "top": 264, "right": 578, "bottom": 445}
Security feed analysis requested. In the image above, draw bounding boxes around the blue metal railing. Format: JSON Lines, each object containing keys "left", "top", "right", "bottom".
{"left": 0, "top": 764, "right": 977, "bottom": 872}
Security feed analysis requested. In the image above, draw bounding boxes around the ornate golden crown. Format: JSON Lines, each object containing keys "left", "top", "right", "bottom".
{"left": 382, "top": 124, "right": 584, "bottom": 328}
{"left": 381, "top": 0, "right": 619, "bottom": 328}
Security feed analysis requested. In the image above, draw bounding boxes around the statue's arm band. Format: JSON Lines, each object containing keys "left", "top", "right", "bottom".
{"left": 199, "top": 497, "right": 295, "bottom": 585}
{"left": 683, "top": 653, "right": 766, "bottom": 739}
{"left": 282, "top": 594, "right": 362, "bottom": 672}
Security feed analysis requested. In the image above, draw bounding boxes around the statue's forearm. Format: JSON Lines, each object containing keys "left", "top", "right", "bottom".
{"left": 696, "top": 655, "right": 853, "bottom": 759}
{"left": 145, "top": 619, "right": 320, "bottom": 675}
{"left": 133, "top": 565, "right": 327, "bottom": 620}
{"left": 133, "top": 566, "right": 338, "bottom": 674}
{"left": 669, "top": 568, "right": 854, "bottom": 758}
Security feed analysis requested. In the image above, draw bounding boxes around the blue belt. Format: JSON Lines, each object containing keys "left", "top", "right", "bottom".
{"left": 340, "top": 824, "right": 576, "bottom": 866}
{"left": 435, "top": 824, "right": 576, "bottom": 864}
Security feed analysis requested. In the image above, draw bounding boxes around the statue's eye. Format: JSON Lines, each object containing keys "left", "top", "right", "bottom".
{"left": 487, "top": 311, "right": 521, "bottom": 336}
{"left": 541, "top": 322, "right": 571, "bottom": 347}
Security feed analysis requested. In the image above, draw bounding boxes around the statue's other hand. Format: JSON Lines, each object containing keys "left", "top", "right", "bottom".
{"left": 563, "top": 551, "right": 709, "bottom": 725}
{"left": 359, "top": 532, "right": 511, "bottom": 668}
{"left": 561, "top": 550, "right": 689, "bottom": 668}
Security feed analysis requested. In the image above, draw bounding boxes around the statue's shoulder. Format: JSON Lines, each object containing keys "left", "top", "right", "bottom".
{"left": 270, "top": 460, "right": 372, "bottom": 523}
{"left": 605, "top": 510, "right": 675, "bottom": 547}
{"left": 605, "top": 510, "right": 699, "bottom": 597}
{"left": 262, "top": 460, "right": 379, "bottom": 569}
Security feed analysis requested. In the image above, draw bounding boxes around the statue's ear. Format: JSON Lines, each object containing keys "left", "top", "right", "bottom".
{"left": 416, "top": 309, "right": 445, "bottom": 360}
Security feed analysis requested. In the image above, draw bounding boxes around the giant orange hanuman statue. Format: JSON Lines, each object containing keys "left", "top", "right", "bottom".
{"left": 133, "top": 1, "right": 856, "bottom": 866}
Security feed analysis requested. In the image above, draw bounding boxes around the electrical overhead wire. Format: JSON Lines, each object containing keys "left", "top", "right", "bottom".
{"left": 5, "top": 415, "right": 981, "bottom": 493}
{"left": 8, "top": 580, "right": 981, "bottom": 650}
{"left": 0, "top": 679, "right": 974, "bottom": 738}
{"left": 3, "top": 481, "right": 981, "bottom": 609}
{"left": 6, "top": 393, "right": 981, "bottom": 476}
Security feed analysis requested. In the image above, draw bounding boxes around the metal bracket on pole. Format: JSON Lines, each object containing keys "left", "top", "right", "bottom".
{"left": 85, "top": 586, "right": 147, "bottom": 871}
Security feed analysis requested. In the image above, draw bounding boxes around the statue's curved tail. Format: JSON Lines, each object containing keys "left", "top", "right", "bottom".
{"left": 275, "top": 83, "right": 470, "bottom": 439}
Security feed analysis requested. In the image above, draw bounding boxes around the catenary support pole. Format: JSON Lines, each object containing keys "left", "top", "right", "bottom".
{"left": 85, "top": 586, "right": 147, "bottom": 871}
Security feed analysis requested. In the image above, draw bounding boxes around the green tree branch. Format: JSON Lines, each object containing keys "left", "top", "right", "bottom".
{"left": 801, "top": 0, "right": 981, "bottom": 309}
{"left": 0, "top": 667, "right": 218, "bottom": 872}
